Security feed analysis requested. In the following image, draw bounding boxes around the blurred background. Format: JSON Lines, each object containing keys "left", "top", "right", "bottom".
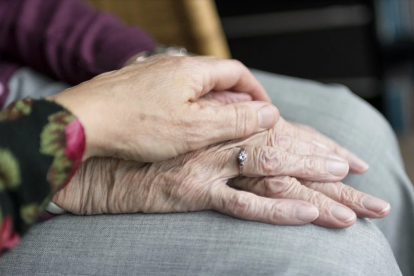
{"left": 88, "top": 0, "right": 414, "bottom": 181}
{"left": 216, "top": 0, "right": 414, "bottom": 182}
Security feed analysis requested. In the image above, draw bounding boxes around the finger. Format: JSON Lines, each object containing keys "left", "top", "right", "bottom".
{"left": 229, "top": 176, "right": 357, "bottom": 228}
{"left": 210, "top": 185, "right": 318, "bottom": 225}
{"left": 191, "top": 101, "right": 279, "bottom": 148}
{"left": 269, "top": 135, "right": 345, "bottom": 161}
{"left": 195, "top": 57, "right": 271, "bottom": 102}
{"left": 224, "top": 146, "right": 349, "bottom": 182}
{"left": 300, "top": 180, "right": 390, "bottom": 219}
{"left": 288, "top": 121, "right": 369, "bottom": 174}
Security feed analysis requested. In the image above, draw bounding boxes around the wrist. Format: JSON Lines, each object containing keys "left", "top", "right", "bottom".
{"left": 46, "top": 93, "right": 96, "bottom": 161}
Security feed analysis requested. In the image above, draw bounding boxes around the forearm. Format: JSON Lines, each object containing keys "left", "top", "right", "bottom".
{"left": 0, "top": 99, "right": 85, "bottom": 254}
{"left": 0, "top": 0, "right": 157, "bottom": 85}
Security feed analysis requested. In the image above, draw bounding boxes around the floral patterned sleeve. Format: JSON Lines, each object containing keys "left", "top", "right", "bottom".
{"left": 0, "top": 99, "right": 85, "bottom": 255}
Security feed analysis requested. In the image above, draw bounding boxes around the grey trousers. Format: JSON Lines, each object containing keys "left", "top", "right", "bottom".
{"left": 0, "top": 68, "right": 411, "bottom": 276}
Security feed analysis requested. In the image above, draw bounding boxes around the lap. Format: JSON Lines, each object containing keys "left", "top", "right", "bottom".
{"left": 1, "top": 68, "right": 408, "bottom": 275}
{"left": 252, "top": 69, "right": 414, "bottom": 275}
{"left": 0, "top": 212, "right": 400, "bottom": 276}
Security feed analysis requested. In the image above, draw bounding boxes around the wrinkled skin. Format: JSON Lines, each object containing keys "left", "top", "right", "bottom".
{"left": 53, "top": 57, "right": 381, "bottom": 229}
{"left": 54, "top": 117, "right": 389, "bottom": 229}
{"left": 48, "top": 55, "right": 279, "bottom": 162}
{"left": 201, "top": 92, "right": 369, "bottom": 174}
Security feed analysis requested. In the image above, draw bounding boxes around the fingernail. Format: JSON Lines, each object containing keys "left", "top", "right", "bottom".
{"left": 295, "top": 205, "right": 319, "bottom": 222}
{"left": 362, "top": 195, "right": 390, "bottom": 214}
{"left": 327, "top": 160, "right": 349, "bottom": 177}
{"left": 348, "top": 153, "right": 369, "bottom": 172}
{"left": 331, "top": 206, "right": 356, "bottom": 222}
{"left": 258, "top": 105, "right": 278, "bottom": 128}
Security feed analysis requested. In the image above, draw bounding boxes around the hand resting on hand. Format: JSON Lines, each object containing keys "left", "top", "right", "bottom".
{"left": 53, "top": 119, "right": 389, "bottom": 229}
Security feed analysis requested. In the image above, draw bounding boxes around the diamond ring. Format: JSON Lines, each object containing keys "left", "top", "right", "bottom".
{"left": 238, "top": 148, "right": 247, "bottom": 177}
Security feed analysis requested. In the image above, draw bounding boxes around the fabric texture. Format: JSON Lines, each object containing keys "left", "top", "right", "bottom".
{"left": 0, "top": 68, "right": 408, "bottom": 275}
{"left": 0, "top": 61, "right": 19, "bottom": 108}
{"left": 0, "top": 0, "right": 157, "bottom": 108}
{"left": 252, "top": 70, "right": 414, "bottom": 276}
{"left": 0, "top": 212, "right": 402, "bottom": 276}
{"left": 0, "top": 98, "right": 85, "bottom": 254}
{"left": 5, "top": 67, "right": 69, "bottom": 108}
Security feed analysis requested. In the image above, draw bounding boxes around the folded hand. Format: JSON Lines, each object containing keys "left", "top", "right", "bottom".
{"left": 54, "top": 122, "right": 389, "bottom": 228}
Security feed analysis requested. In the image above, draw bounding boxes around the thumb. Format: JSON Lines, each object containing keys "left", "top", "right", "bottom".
{"left": 198, "top": 101, "right": 279, "bottom": 145}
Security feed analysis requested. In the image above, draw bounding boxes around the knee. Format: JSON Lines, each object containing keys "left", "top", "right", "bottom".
{"left": 313, "top": 219, "right": 399, "bottom": 274}
{"left": 315, "top": 84, "right": 399, "bottom": 154}
{"left": 254, "top": 219, "right": 400, "bottom": 275}
{"left": 328, "top": 84, "right": 389, "bottom": 130}
{"left": 320, "top": 83, "right": 398, "bottom": 152}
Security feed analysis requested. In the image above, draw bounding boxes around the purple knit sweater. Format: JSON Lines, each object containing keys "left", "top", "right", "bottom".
{"left": 0, "top": 0, "right": 157, "bottom": 108}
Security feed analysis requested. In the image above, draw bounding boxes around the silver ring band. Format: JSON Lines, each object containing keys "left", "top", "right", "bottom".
{"left": 238, "top": 148, "right": 247, "bottom": 177}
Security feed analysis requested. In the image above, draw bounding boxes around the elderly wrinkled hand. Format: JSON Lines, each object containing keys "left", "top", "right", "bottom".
{"left": 48, "top": 55, "right": 278, "bottom": 162}
{"left": 53, "top": 121, "right": 389, "bottom": 228}
{"left": 201, "top": 91, "right": 369, "bottom": 174}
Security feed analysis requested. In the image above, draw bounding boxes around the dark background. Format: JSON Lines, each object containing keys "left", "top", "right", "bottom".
{"left": 215, "top": 0, "right": 414, "bottom": 135}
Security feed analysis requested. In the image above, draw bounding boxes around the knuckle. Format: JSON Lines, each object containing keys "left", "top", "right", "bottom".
{"left": 337, "top": 185, "right": 360, "bottom": 206}
{"left": 228, "top": 193, "right": 253, "bottom": 218}
{"left": 234, "top": 105, "right": 255, "bottom": 137}
{"left": 304, "top": 157, "right": 325, "bottom": 176}
{"left": 257, "top": 147, "right": 283, "bottom": 175}
{"left": 271, "top": 201, "right": 290, "bottom": 222}
{"left": 305, "top": 190, "right": 329, "bottom": 209}
{"left": 262, "top": 176, "right": 294, "bottom": 197}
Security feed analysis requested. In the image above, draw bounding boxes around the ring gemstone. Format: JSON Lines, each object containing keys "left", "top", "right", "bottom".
{"left": 238, "top": 150, "right": 247, "bottom": 164}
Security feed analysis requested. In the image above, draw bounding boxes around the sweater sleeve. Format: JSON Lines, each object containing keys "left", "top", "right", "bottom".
{"left": 0, "top": 99, "right": 85, "bottom": 255}
{"left": 0, "top": 0, "right": 157, "bottom": 85}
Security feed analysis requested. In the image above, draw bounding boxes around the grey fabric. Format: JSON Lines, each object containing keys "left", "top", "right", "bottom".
{"left": 0, "top": 67, "right": 409, "bottom": 275}
{"left": 0, "top": 213, "right": 401, "bottom": 276}
{"left": 5, "top": 67, "right": 70, "bottom": 107}
{"left": 252, "top": 70, "right": 414, "bottom": 276}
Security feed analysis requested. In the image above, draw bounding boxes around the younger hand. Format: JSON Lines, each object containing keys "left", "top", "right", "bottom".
{"left": 49, "top": 55, "right": 276, "bottom": 162}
